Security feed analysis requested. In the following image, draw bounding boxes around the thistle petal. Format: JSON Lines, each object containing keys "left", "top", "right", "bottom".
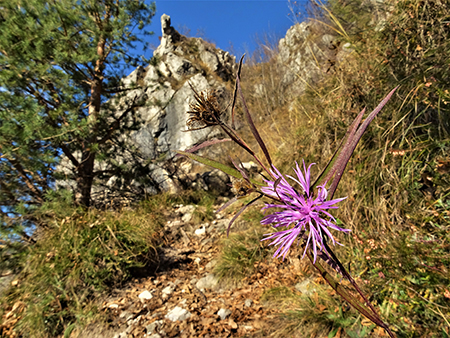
{"left": 261, "top": 162, "right": 349, "bottom": 261}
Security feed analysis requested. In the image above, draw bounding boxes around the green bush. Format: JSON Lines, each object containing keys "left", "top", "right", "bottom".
{"left": 0, "top": 195, "right": 165, "bottom": 338}
{"left": 230, "top": 0, "right": 450, "bottom": 336}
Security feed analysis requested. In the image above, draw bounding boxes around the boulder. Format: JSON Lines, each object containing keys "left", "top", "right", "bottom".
{"left": 276, "top": 19, "right": 357, "bottom": 98}
{"left": 115, "top": 14, "right": 237, "bottom": 195}
{"left": 56, "top": 14, "right": 236, "bottom": 201}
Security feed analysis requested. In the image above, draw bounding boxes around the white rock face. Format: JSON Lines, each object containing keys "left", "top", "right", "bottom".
{"left": 217, "top": 308, "right": 232, "bottom": 320}
{"left": 276, "top": 20, "right": 351, "bottom": 97}
{"left": 196, "top": 273, "right": 219, "bottom": 291}
{"left": 119, "top": 14, "right": 236, "bottom": 195}
{"left": 165, "top": 306, "right": 192, "bottom": 321}
{"left": 138, "top": 290, "right": 153, "bottom": 300}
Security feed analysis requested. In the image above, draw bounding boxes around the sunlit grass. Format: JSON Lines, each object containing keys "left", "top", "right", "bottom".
{"left": 0, "top": 190, "right": 219, "bottom": 337}
{"left": 214, "top": 205, "right": 270, "bottom": 286}
{"left": 217, "top": 0, "right": 450, "bottom": 336}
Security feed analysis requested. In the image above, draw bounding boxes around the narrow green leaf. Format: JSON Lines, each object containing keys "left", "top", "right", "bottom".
{"left": 177, "top": 151, "right": 241, "bottom": 177}
{"left": 176, "top": 151, "right": 264, "bottom": 186}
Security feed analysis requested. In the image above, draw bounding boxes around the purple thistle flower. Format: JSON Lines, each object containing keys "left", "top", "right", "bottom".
{"left": 261, "top": 161, "right": 350, "bottom": 263}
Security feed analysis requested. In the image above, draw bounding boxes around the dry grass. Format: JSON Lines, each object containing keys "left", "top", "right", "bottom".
{"left": 217, "top": 0, "right": 450, "bottom": 337}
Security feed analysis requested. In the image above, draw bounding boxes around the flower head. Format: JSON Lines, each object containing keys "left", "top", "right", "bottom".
{"left": 261, "top": 161, "right": 350, "bottom": 262}
{"left": 186, "top": 83, "right": 223, "bottom": 131}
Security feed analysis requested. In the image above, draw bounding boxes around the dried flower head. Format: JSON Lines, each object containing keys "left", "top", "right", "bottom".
{"left": 231, "top": 177, "right": 254, "bottom": 197}
{"left": 186, "top": 83, "right": 223, "bottom": 131}
{"left": 261, "top": 161, "right": 349, "bottom": 262}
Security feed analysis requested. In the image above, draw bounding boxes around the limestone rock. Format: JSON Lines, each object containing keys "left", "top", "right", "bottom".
{"left": 56, "top": 14, "right": 236, "bottom": 201}
{"left": 165, "top": 306, "right": 191, "bottom": 321}
{"left": 217, "top": 308, "right": 232, "bottom": 320}
{"left": 116, "top": 14, "right": 237, "bottom": 195}
{"left": 277, "top": 20, "right": 349, "bottom": 97}
{"left": 194, "top": 225, "right": 206, "bottom": 236}
{"left": 196, "top": 273, "right": 219, "bottom": 291}
{"left": 138, "top": 290, "right": 153, "bottom": 300}
{"left": 146, "top": 320, "right": 164, "bottom": 335}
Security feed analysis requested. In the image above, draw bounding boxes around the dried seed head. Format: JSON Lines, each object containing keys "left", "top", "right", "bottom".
{"left": 231, "top": 178, "right": 254, "bottom": 197}
{"left": 186, "top": 84, "right": 223, "bottom": 131}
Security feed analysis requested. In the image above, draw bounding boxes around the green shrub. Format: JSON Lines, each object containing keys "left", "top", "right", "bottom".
{"left": 0, "top": 195, "right": 166, "bottom": 337}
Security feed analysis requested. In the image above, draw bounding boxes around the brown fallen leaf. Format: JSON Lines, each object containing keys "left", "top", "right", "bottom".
{"left": 228, "top": 318, "right": 238, "bottom": 329}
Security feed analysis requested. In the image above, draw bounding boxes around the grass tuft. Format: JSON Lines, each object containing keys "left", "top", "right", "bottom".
{"left": 214, "top": 206, "right": 270, "bottom": 286}
{"left": 220, "top": 0, "right": 450, "bottom": 336}
{"left": 0, "top": 193, "right": 174, "bottom": 337}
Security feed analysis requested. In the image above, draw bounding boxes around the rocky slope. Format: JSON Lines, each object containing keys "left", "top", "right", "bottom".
{"left": 57, "top": 14, "right": 236, "bottom": 201}
{"left": 53, "top": 13, "right": 357, "bottom": 338}
{"left": 74, "top": 202, "right": 313, "bottom": 338}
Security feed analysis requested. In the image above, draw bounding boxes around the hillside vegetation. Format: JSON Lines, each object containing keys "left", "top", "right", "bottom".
{"left": 232, "top": 0, "right": 450, "bottom": 336}
{"left": 1, "top": 0, "right": 449, "bottom": 337}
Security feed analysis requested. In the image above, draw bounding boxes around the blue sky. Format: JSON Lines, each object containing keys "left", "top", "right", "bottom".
{"left": 139, "top": 0, "right": 308, "bottom": 60}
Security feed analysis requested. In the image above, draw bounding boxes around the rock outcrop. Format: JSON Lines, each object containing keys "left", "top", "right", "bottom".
{"left": 124, "top": 14, "right": 236, "bottom": 195}
{"left": 277, "top": 20, "right": 349, "bottom": 96}
{"left": 57, "top": 14, "right": 236, "bottom": 201}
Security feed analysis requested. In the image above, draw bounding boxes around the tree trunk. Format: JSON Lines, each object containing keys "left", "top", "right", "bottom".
{"left": 75, "top": 25, "right": 107, "bottom": 207}
{"left": 75, "top": 151, "right": 96, "bottom": 207}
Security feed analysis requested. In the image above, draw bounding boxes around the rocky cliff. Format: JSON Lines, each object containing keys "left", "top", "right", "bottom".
{"left": 120, "top": 14, "right": 236, "bottom": 195}
{"left": 57, "top": 14, "right": 236, "bottom": 202}
{"left": 277, "top": 20, "right": 351, "bottom": 97}
{"left": 57, "top": 14, "right": 355, "bottom": 203}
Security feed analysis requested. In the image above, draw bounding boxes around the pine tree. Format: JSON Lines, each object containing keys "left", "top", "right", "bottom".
{"left": 0, "top": 0, "right": 155, "bottom": 239}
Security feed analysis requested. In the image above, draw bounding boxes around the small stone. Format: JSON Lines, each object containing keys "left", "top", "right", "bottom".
{"left": 196, "top": 273, "right": 219, "bottom": 290}
{"left": 146, "top": 320, "right": 163, "bottom": 334}
{"left": 108, "top": 303, "right": 119, "bottom": 309}
{"left": 182, "top": 212, "right": 193, "bottom": 223}
{"left": 194, "top": 226, "right": 206, "bottom": 236}
{"left": 138, "top": 290, "right": 153, "bottom": 300}
{"left": 128, "top": 315, "right": 142, "bottom": 326}
{"left": 228, "top": 318, "right": 238, "bottom": 329}
{"left": 217, "top": 308, "right": 232, "bottom": 320}
{"left": 244, "top": 299, "right": 253, "bottom": 307}
{"left": 205, "top": 259, "right": 218, "bottom": 270}
{"left": 342, "top": 42, "right": 353, "bottom": 51}
{"left": 112, "top": 332, "right": 127, "bottom": 338}
{"left": 177, "top": 205, "right": 195, "bottom": 223}
{"left": 212, "top": 219, "right": 228, "bottom": 229}
{"left": 119, "top": 310, "right": 132, "bottom": 319}
{"left": 177, "top": 204, "right": 195, "bottom": 215}
{"left": 165, "top": 306, "right": 192, "bottom": 321}
{"left": 162, "top": 286, "right": 174, "bottom": 295}
{"left": 148, "top": 334, "right": 162, "bottom": 338}
{"left": 241, "top": 161, "right": 258, "bottom": 173}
